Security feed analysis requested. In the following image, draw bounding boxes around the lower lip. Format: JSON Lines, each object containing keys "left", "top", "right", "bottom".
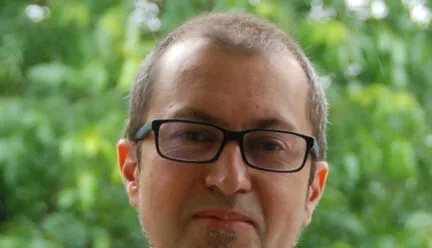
{"left": 193, "top": 216, "right": 254, "bottom": 231}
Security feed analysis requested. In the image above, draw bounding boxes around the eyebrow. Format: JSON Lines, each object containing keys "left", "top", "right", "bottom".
{"left": 251, "top": 118, "right": 297, "bottom": 131}
{"left": 170, "top": 108, "right": 227, "bottom": 126}
{"left": 169, "top": 107, "right": 298, "bottom": 131}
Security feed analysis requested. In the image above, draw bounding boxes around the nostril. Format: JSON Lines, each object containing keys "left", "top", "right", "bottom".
{"left": 204, "top": 164, "right": 252, "bottom": 196}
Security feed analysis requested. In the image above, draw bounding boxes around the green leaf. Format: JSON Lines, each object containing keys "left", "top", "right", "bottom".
{"left": 27, "top": 62, "right": 74, "bottom": 86}
{"left": 405, "top": 212, "right": 432, "bottom": 231}
{"left": 387, "top": 140, "right": 418, "bottom": 179}
{"left": 92, "top": 227, "right": 112, "bottom": 248}
{"left": 77, "top": 170, "right": 96, "bottom": 211}
{"left": 0, "top": 235, "right": 28, "bottom": 248}
{"left": 41, "top": 212, "right": 89, "bottom": 248}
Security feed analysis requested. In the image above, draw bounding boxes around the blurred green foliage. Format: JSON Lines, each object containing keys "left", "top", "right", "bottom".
{"left": 1, "top": 0, "right": 431, "bottom": 247}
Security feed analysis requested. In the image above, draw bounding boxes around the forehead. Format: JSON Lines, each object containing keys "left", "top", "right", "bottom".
{"left": 149, "top": 38, "right": 311, "bottom": 133}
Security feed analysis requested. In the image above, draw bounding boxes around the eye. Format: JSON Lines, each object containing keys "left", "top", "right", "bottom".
{"left": 259, "top": 140, "right": 284, "bottom": 151}
{"left": 171, "top": 129, "right": 217, "bottom": 143}
{"left": 252, "top": 139, "right": 286, "bottom": 151}
{"left": 246, "top": 134, "right": 288, "bottom": 151}
{"left": 181, "top": 131, "right": 207, "bottom": 141}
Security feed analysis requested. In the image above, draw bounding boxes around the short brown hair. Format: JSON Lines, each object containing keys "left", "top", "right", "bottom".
{"left": 124, "top": 12, "right": 328, "bottom": 160}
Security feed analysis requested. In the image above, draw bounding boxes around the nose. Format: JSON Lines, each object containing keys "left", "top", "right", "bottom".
{"left": 204, "top": 142, "right": 252, "bottom": 196}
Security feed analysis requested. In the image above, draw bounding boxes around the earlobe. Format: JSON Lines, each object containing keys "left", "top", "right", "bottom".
{"left": 117, "top": 139, "right": 139, "bottom": 208}
{"left": 126, "top": 181, "right": 139, "bottom": 208}
{"left": 304, "top": 161, "right": 329, "bottom": 226}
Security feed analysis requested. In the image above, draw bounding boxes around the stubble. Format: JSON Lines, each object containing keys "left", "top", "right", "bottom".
{"left": 206, "top": 229, "right": 239, "bottom": 248}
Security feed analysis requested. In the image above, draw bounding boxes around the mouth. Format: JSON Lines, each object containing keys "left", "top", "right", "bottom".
{"left": 193, "top": 209, "right": 255, "bottom": 231}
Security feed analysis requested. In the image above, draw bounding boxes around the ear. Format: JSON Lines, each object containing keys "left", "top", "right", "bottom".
{"left": 117, "top": 139, "right": 139, "bottom": 208}
{"left": 304, "top": 161, "right": 329, "bottom": 226}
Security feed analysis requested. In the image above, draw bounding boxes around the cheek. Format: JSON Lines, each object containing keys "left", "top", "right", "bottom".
{"left": 138, "top": 154, "right": 201, "bottom": 231}
{"left": 257, "top": 173, "right": 309, "bottom": 237}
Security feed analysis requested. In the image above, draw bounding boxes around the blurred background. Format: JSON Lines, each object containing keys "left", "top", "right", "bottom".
{"left": 1, "top": 0, "right": 431, "bottom": 247}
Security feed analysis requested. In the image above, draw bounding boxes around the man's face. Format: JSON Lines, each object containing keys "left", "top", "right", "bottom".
{"left": 118, "top": 38, "right": 328, "bottom": 248}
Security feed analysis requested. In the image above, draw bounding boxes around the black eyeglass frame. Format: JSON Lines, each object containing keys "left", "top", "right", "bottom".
{"left": 134, "top": 119, "right": 320, "bottom": 173}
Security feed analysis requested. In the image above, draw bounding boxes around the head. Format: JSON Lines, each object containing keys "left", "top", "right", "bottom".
{"left": 118, "top": 12, "right": 329, "bottom": 248}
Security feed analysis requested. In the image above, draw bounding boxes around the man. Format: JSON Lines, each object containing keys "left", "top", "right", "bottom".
{"left": 117, "top": 12, "right": 329, "bottom": 248}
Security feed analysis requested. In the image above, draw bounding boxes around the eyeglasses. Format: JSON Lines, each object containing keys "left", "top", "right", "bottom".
{"left": 134, "top": 119, "right": 319, "bottom": 173}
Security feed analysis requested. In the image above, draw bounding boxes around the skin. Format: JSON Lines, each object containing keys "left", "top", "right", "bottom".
{"left": 118, "top": 38, "right": 329, "bottom": 248}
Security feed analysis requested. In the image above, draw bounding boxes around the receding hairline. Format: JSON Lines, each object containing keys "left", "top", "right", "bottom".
{"left": 145, "top": 33, "right": 313, "bottom": 126}
{"left": 154, "top": 34, "right": 307, "bottom": 81}
{"left": 125, "top": 12, "right": 328, "bottom": 160}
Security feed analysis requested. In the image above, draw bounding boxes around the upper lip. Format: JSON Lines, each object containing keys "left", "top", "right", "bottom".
{"left": 194, "top": 209, "right": 255, "bottom": 225}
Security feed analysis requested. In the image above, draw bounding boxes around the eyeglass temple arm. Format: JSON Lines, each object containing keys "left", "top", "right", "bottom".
{"left": 134, "top": 121, "right": 154, "bottom": 141}
{"left": 311, "top": 140, "right": 320, "bottom": 159}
